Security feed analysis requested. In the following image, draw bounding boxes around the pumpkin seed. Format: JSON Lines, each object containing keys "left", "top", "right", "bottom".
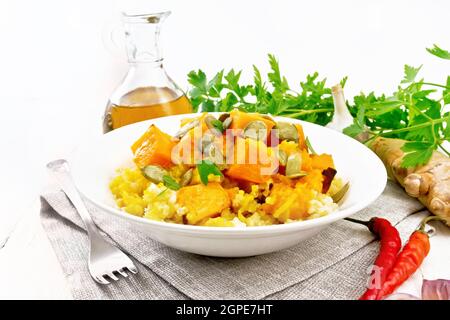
{"left": 260, "top": 114, "right": 276, "bottom": 123}
{"left": 331, "top": 182, "right": 349, "bottom": 203}
{"left": 200, "top": 132, "right": 215, "bottom": 152}
{"left": 287, "top": 171, "right": 308, "bottom": 179}
{"left": 142, "top": 165, "right": 168, "bottom": 184}
{"left": 275, "top": 122, "right": 298, "bottom": 142}
{"left": 206, "top": 143, "right": 224, "bottom": 165}
{"left": 277, "top": 149, "right": 288, "bottom": 166}
{"left": 222, "top": 116, "right": 232, "bottom": 130}
{"left": 179, "top": 168, "right": 194, "bottom": 187}
{"left": 174, "top": 119, "right": 200, "bottom": 139}
{"left": 285, "top": 152, "right": 304, "bottom": 178}
{"left": 204, "top": 115, "right": 223, "bottom": 135}
{"left": 244, "top": 120, "right": 268, "bottom": 141}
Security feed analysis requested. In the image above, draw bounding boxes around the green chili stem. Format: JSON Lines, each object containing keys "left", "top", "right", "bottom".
{"left": 419, "top": 215, "right": 447, "bottom": 232}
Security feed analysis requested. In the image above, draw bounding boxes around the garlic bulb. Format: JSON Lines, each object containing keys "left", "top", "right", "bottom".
{"left": 327, "top": 84, "right": 353, "bottom": 132}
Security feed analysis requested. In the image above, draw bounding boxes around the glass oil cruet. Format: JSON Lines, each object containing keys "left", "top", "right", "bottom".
{"left": 103, "top": 11, "right": 192, "bottom": 133}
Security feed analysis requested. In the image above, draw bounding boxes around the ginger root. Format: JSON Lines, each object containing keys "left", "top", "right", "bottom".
{"left": 330, "top": 84, "right": 449, "bottom": 226}
{"left": 371, "top": 137, "right": 450, "bottom": 225}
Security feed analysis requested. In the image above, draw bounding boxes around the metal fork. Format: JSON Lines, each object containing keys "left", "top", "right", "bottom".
{"left": 47, "top": 159, "right": 138, "bottom": 284}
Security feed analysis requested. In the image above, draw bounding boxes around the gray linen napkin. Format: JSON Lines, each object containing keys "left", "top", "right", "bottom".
{"left": 40, "top": 181, "right": 426, "bottom": 300}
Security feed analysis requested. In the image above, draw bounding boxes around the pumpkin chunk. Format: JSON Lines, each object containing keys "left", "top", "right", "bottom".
{"left": 311, "top": 154, "right": 335, "bottom": 171}
{"left": 132, "top": 124, "right": 176, "bottom": 168}
{"left": 177, "top": 183, "right": 230, "bottom": 224}
{"left": 225, "top": 137, "right": 277, "bottom": 183}
{"left": 226, "top": 164, "right": 270, "bottom": 184}
{"left": 261, "top": 183, "right": 313, "bottom": 221}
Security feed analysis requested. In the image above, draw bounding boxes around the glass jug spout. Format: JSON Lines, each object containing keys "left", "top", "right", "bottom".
{"left": 122, "top": 11, "right": 170, "bottom": 64}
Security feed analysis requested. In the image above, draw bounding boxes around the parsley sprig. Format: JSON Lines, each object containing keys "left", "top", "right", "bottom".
{"left": 187, "top": 54, "right": 344, "bottom": 126}
{"left": 345, "top": 44, "right": 450, "bottom": 167}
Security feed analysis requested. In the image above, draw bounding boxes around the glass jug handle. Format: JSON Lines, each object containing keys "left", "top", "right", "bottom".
{"left": 101, "top": 21, "right": 126, "bottom": 59}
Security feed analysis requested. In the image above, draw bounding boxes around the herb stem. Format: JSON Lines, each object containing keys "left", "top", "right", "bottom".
{"left": 283, "top": 108, "right": 333, "bottom": 118}
{"left": 378, "top": 118, "right": 446, "bottom": 136}
{"left": 407, "top": 101, "right": 438, "bottom": 143}
{"left": 364, "top": 133, "right": 381, "bottom": 145}
{"left": 420, "top": 82, "right": 450, "bottom": 90}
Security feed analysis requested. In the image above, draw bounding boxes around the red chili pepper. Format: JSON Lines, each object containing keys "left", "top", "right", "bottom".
{"left": 376, "top": 230, "right": 430, "bottom": 299}
{"left": 345, "top": 217, "right": 402, "bottom": 300}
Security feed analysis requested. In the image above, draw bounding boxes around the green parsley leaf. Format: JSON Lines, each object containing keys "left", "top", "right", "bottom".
{"left": 444, "top": 76, "right": 450, "bottom": 105}
{"left": 200, "top": 100, "right": 216, "bottom": 112}
{"left": 252, "top": 65, "right": 267, "bottom": 102}
{"left": 401, "top": 65, "right": 422, "bottom": 84}
{"left": 426, "top": 44, "right": 450, "bottom": 60}
{"left": 343, "top": 123, "right": 364, "bottom": 138}
{"left": 211, "top": 119, "right": 224, "bottom": 132}
{"left": 187, "top": 70, "right": 207, "bottom": 93}
{"left": 220, "top": 92, "right": 239, "bottom": 111}
{"left": 365, "top": 100, "right": 404, "bottom": 117}
{"left": 443, "top": 112, "right": 450, "bottom": 137}
{"left": 344, "top": 103, "right": 367, "bottom": 138}
{"left": 162, "top": 175, "right": 180, "bottom": 191}
{"left": 207, "top": 70, "right": 224, "bottom": 98}
{"left": 356, "top": 103, "right": 366, "bottom": 126}
{"left": 400, "top": 141, "right": 435, "bottom": 168}
{"left": 340, "top": 76, "right": 348, "bottom": 88}
{"left": 268, "top": 54, "right": 289, "bottom": 93}
{"left": 197, "top": 160, "right": 223, "bottom": 185}
{"left": 224, "top": 69, "right": 242, "bottom": 92}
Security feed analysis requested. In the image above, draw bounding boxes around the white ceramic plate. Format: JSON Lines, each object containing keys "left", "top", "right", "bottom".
{"left": 70, "top": 113, "right": 387, "bottom": 257}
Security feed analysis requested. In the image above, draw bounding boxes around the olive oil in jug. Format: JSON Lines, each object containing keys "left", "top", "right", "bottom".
{"left": 104, "top": 86, "right": 192, "bottom": 132}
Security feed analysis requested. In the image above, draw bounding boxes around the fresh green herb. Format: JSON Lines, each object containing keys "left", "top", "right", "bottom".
{"left": 197, "top": 160, "right": 223, "bottom": 185}
{"left": 426, "top": 44, "right": 450, "bottom": 60}
{"left": 400, "top": 141, "right": 435, "bottom": 168}
{"left": 187, "top": 54, "right": 343, "bottom": 126}
{"left": 444, "top": 76, "right": 450, "bottom": 105}
{"left": 162, "top": 175, "right": 180, "bottom": 191}
{"left": 345, "top": 45, "right": 450, "bottom": 167}
{"left": 305, "top": 137, "right": 317, "bottom": 155}
{"left": 342, "top": 123, "right": 364, "bottom": 138}
{"left": 401, "top": 65, "right": 422, "bottom": 84}
{"left": 343, "top": 104, "right": 367, "bottom": 138}
{"left": 211, "top": 119, "right": 224, "bottom": 132}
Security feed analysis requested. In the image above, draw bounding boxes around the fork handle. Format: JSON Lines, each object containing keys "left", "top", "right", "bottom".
{"left": 49, "top": 162, "right": 102, "bottom": 238}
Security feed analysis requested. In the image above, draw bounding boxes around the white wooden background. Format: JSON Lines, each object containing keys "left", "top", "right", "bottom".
{"left": 0, "top": 0, "right": 449, "bottom": 299}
